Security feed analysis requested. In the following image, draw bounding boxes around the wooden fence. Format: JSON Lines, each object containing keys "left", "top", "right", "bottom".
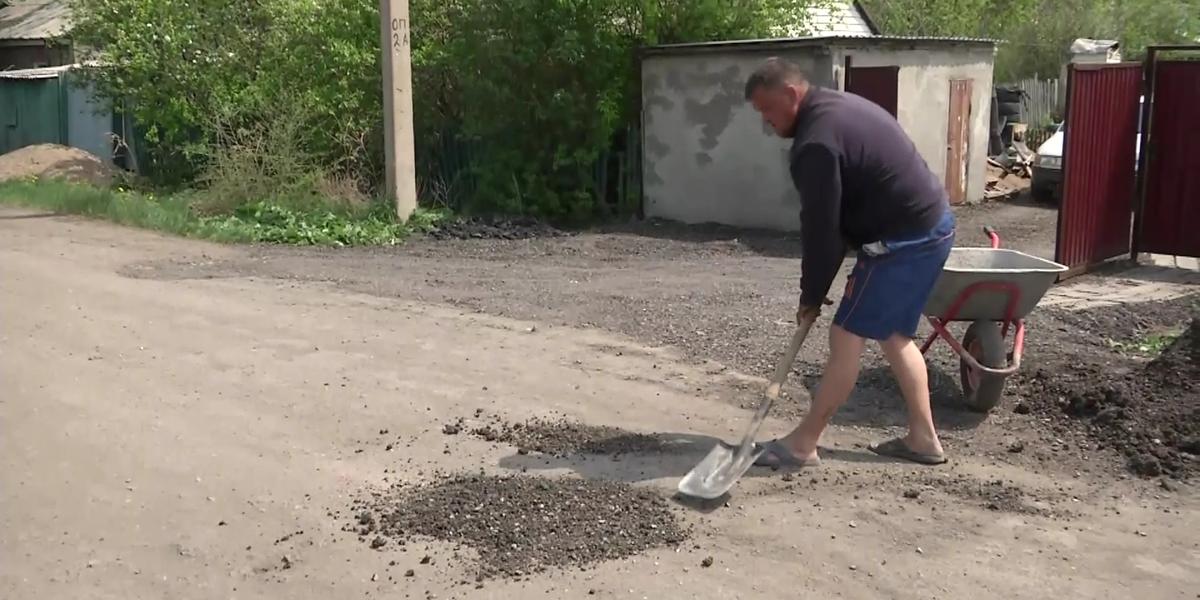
{"left": 1009, "top": 76, "right": 1063, "bottom": 148}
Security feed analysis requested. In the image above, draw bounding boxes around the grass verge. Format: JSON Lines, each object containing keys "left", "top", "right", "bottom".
{"left": 0, "top": 179, "right": 446, "bottom": 246}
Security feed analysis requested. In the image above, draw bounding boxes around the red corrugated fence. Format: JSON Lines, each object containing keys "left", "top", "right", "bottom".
{"left": 1138, "top": 60, "right": 1200, "bottom": 259}
{"left": 1055, "top": 64, "right": 1142, "bottom": 276}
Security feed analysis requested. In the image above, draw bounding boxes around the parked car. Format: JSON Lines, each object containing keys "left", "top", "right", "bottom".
{"left": 1031, "top": 97, "right": 1143, "bottom": 203}
{"left": 1031, "top": 122, "right": 1064, "bottom": 202}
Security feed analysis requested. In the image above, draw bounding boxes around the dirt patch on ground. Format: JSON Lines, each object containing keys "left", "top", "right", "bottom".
{"left": 1043, "top": 296, "right": 1198, "bottom": 346}
{"left": 353, "top": 474, "right": 688, "bottom": 580}
{"left": 913, "top": 473, "right": 1055, "bottom": 516}
{"left": 425, "top": 216, "right": 573, "bottom": 241}
{"left": 467, "top": 417, "right": 681, "bottom": 457}
{"left": 1016, "top": 317, "right": 1199, "bottom": 479}
{"left": 764, "top": 466, "right": 1065, "bottom": 518}
{"left": 0, "top": 144, "right": 116, "bottom": 186}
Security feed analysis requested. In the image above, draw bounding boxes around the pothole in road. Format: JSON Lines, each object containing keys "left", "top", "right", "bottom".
{"left": 468, "top": 417, "right": 684, "bottom": 457}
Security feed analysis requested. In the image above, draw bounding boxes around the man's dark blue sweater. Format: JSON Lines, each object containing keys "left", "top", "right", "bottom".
{"left": 789, "top": 87, "right": 951, "bottom": 308}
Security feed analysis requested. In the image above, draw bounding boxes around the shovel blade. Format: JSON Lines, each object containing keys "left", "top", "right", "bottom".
{"left": 676, "top": 442, "right": 763, "bottom": 500}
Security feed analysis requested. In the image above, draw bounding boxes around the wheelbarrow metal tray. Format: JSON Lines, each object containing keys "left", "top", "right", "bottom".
{"left": 923, "top": 248, "right": 1068, "bottom": 322}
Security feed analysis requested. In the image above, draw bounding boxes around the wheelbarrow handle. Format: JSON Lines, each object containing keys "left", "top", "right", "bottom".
{"left": 983, "top": 226, "right": 1001, "bottom": 249}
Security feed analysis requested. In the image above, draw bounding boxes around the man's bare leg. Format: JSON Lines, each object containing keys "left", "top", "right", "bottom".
{"left": 879, "top": 333, "right": 943, "bottom": 457}
{"left": 778, "top": 324, "right": 866, "bottom": 461}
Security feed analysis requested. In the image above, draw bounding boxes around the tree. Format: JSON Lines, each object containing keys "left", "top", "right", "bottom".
{"left": 67, "top": 0, "right": 844, "bottom": 219}
{"left": 861, "top": 0, "right": 1200, "bottom": 81}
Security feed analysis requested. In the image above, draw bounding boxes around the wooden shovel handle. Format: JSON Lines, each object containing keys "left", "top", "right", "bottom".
{"left": 765, "top": 317, "right": 816, "bottom": 400}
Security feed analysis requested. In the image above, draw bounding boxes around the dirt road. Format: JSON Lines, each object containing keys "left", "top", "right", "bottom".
{"left": 2, "top": 207, "right": 1197, "bottom": 600}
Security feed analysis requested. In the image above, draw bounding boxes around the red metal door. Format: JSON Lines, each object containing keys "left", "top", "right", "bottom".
{"left": 945, "top": 79, "right": 973, "bottom": 205}
{"left": 1137, "top": 60, "right": 1200, "bottom": 258}
{"left": 1055, "top": 64, "right": 1142, "bottom": 277}
{"left": 845, "top": 66, "right": 899, "bottom": 118}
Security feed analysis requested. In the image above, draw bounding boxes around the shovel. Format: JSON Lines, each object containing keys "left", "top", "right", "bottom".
{"left": 677, "top": 316, "right": 816, "bottom": 499}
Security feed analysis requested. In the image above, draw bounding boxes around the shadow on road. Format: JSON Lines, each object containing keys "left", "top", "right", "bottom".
{"left": 0, "top": 212, "right": 58, "bottom": 220}
{"left": 798, "top": 364, "right": 988, "bottom": 432}
{"left": 494, "top": 431, "right": 899, "bottom": 513}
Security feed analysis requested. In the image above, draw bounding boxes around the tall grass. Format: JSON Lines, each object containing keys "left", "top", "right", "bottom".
{"left": 0, "top": 179, "right": 446, "bottom": 246}
{"left": 1, "top": 179, "right": 206, "bottom": 235}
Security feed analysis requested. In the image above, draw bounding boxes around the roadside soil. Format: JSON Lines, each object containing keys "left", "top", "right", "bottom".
{"left": 1014, "top": 315, "right": 1199, "bottom": 479}
{"left": 3, "top": 200, "right": 1197, "bottom": 600}
{"left": 424, "top": 216, "right": 573, "bottom": 241}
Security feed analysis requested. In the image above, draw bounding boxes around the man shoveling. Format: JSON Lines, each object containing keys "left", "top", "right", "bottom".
{"left": 744, "top": 58, "right": 956, "bottom": 468}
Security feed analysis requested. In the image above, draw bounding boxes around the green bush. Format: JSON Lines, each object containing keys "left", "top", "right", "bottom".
{"left": 69, "top": 0, "right": 1200, "bottom": 220}
{"left": 68, "top": 0, "right": 833, "bottom": 220}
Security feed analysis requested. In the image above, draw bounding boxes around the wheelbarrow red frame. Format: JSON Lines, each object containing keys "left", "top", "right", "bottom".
{"left": 918, "top": 227, "right": 1025, "bottom": 377}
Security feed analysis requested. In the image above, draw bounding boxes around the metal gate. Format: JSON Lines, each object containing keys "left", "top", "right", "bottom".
{"left": 1134, "top": 48, "right": 1200, "bottom": 259}
{"left": 1055, "top": 64, "right": 1142, "bottom": 277}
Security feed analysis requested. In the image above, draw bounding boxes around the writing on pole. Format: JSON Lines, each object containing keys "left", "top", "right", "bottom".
{"left": 391, "top": 18, "right": 409, "bottom": 52}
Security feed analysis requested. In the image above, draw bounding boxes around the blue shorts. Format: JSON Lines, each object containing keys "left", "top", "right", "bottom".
{"left": 833, "top": 210, "right": 956, "bottom": 341}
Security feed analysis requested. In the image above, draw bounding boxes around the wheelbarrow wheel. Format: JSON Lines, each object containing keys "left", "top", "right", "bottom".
{"left": 959, "top": 321, "right": 1008, "bottom": 413}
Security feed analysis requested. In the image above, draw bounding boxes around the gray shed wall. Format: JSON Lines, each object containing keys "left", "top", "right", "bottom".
{"left": 641, "top": 49, "right": 835, "bottom": 230}
{"left": 641, "top": 41, "right": 995, "bottom": 231}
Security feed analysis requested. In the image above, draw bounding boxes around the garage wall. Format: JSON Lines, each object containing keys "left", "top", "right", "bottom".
{"left": 832, "top": 44, "right": 996, "bottom": 206}
{"left": 640, "top": 49, "right": 835, "bottom": 230}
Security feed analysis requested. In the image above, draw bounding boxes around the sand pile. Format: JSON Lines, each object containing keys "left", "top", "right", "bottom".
{"left": 0, "top": 144, "right": 116, "bottom": 186}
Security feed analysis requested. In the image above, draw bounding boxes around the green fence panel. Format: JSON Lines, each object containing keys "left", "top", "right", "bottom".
{"left": 1, "top": 76, "right": 66, "bottom": 155}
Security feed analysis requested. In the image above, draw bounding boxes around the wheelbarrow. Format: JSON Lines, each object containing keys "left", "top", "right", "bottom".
{"left": 920, "top": 226, "right": 1067, "bottom": 412}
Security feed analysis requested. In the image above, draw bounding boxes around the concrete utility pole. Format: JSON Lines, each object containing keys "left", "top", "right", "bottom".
{"left": 381, "top": 0, "right": 418, "bottom": 219}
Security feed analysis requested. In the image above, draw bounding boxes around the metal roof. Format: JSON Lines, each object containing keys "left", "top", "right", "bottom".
{"left": 641, "top": 34, "right": 999, "bottom": 56}
{"left": 0, "top": 0, "right": 70, "bottom": 41}
{"left": 0, "top": 63, "right": 71, "bottom": 79}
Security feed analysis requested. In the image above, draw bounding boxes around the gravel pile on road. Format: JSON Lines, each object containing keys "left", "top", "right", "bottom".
{"left": 424, "top": 216, "right": 572, "bottom": 241}
{"left": 0, "top": 144, "right": 116, "bottom": 186}
{"left": 1018, "top": 316, "right": 1199, "bottom": 479}
{"left": 355, "top": 474, "right": 688, "bottom": 579}
{"left": 470, "top": 417, "right": 677, "bottom": 457}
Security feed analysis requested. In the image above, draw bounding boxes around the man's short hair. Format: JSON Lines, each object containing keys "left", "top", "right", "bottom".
{"left": 744, "top": 58, "right": 808, "bottom": 99}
